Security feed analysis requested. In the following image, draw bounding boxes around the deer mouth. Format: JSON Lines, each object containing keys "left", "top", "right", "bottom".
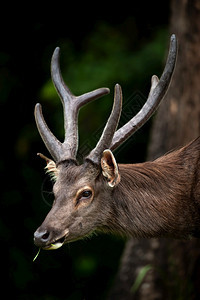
{"left": 43, "top": 229, "right": 69, "bottom": 250}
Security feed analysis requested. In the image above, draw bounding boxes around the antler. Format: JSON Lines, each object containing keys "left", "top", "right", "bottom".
{"left": 86, "top": 84, "right": 122, "bottom": 164}
{"left": 35, "top": 47, "right": 110, "bottom": 162}
{"left": 110, "top": 34, "right": 177, "bottom": 151}
{"left": 35, "top": 35, "right": 177, "bottom": 165}
{"left": 85, "top": 34, "right": 177, "bottom": 164}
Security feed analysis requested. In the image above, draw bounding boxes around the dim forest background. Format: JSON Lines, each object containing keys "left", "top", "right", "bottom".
{"left": 1, "top": 2, "right": 172, "bottom": 299}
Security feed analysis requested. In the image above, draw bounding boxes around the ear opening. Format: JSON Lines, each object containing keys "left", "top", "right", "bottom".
{"left": 101, "top": 149, "right": 120, "bottom": 187}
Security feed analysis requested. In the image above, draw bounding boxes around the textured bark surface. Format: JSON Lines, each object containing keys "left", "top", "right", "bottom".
{"left": 109, "top": 1, "right": 200, "bottom": 299}
{"left": 149, "top": 0, "right": 200, "bottom": 159}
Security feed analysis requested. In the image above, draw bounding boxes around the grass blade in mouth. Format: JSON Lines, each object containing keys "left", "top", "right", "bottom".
{"left": 44, "top": 236, "right": 66, "bottom": 250}
{"left": 33, "top": 248, "right": 41, "bottom": 262}
{"left": 47, "top": 242, "right": 63, "bottom": 250}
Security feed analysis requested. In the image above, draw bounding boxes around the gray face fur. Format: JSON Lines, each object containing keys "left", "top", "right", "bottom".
{"left": 34, "top": 157, "right": 116, "bottom": 250}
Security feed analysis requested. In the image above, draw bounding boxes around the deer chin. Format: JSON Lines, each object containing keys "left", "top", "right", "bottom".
{"left": 43, "top": 229, "right": 69, "bottom": 250}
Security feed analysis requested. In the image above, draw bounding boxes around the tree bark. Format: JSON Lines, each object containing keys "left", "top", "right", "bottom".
{"left": 109, "top": 1, "right": 200, "bottom": 299}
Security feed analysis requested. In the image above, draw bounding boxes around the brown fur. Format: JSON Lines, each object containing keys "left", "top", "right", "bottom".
{"left": 103, "top": 137, "right": 200, "bottom": 238}
{"left": 34, "top": 137, "right": 200, "bottom": 248}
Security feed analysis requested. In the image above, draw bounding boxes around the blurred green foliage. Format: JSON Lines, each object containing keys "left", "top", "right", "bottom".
{"left": 1, "top": 6, "right": 170, "bottom": 299}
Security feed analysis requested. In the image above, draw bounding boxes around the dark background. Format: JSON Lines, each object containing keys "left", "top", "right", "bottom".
{"left": 1, "top": 3, "right": 170, "bottom": 299}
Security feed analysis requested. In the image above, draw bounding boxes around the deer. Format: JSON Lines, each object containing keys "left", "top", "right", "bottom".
{"left": 34, "top": 34, "right": 200, "bottom": 251}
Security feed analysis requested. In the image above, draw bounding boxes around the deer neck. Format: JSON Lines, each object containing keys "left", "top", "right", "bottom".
{"left": 106, "top": 143, "right": 200, "bottom": 238}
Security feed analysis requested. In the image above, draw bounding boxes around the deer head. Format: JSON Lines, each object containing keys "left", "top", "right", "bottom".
{"left": 34, "top": 35, "right": 177, "bottom": 250}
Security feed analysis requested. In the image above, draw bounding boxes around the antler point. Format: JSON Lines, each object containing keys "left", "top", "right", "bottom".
{"left": 115, "top": 83, "right": 122, "bottom": 91}
{"left": 34, "top": 103, "right": 42, "bottom": 116}
{"left": 54, "top": 47, "right": 60, "bottom": 53}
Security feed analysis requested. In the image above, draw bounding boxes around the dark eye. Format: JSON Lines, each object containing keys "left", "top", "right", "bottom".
{"left": 81, "top": 190, "right": 92, "bottom": 199}
{"left": 75, "top": 188, "right": 93, "bottom": 207}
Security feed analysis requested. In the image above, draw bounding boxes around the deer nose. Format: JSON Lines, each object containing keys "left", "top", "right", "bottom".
{"left": 34, "top": 229, "right": 50, "bottom": 247}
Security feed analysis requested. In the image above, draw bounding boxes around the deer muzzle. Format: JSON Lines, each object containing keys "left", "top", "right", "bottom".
{"left": 34, "top": 227, "right": 69, "bottom": 250}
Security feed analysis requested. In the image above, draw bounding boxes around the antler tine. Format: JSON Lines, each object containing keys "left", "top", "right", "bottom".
{"left": 34, "top": 103, "right": 62, "bottom": 162}
{"left": 110, "top": 34, "right": 178, "bottom": 151}
{"left": 51, "top": 47, "right": 110, "bottom": 108}
{"left": 86, "top": 84, "right": 122, "bottom": 165}
{"left": 51, "top": 47, "right": 74, "bottom": 105}
{"left": 51, "top": 47, "right": 110, "bottom": 160}
{"left": 35, "top": 47, "right": 110, "bottom": 163}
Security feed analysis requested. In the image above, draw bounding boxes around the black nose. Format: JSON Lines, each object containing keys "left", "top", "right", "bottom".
{"left": 34, "top": 229, "right": 50, "bottom": 247}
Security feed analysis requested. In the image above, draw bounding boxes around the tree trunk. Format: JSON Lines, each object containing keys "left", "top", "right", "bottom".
{"left": 109, "top": 1, "right": 200, "bottom": 299}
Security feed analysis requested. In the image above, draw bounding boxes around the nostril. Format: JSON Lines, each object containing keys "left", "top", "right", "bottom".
{"left": 41, "top": 231, "right": 50, "bottom": 241}
{"left": 34, "top": 229, "right": 50, "bottom": 245}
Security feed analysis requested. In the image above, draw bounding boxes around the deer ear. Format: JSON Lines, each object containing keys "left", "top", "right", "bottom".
{"left": 101, "top": 149, "right": 120, "bottom": 187}
{"left": 45, "top": 160, "right": 59, "bottom": 181}
{"left": 37, "top": 153, "right": 59, "bottom": 181}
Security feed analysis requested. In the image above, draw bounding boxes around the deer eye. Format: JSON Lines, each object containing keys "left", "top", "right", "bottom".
{"left": 81, "top": 190, "right": 92, "bottom": 198}
{"left": 75, "top": 188, "right": 93, "bottom": 207}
